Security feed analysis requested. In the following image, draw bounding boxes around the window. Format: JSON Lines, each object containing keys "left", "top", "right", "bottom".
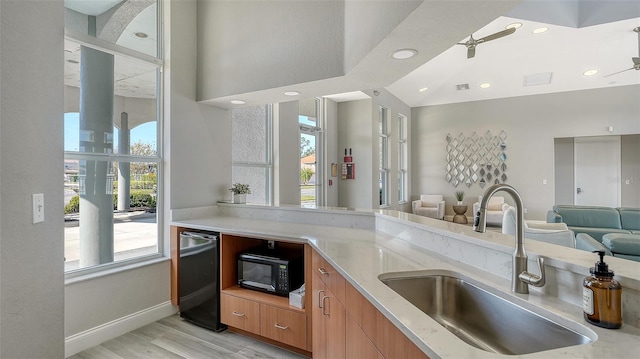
{"left": 299, "top": 98, "right": 323, "bottom": 208}
{"left": 64, "top": 1, "right": 162, "bottom": 274}
{"left": 398, "top": 114, "right": 408, "bottom": 203}
{"left": 232, "top": 105, "right": 273, "bottom": 205}
{"left": 379, "top": 107, "right": 389, "bottom": 207}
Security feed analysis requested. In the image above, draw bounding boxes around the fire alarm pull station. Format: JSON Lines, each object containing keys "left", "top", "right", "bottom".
{"left": 342, "top": 148, "right": 355, "bottom": 180}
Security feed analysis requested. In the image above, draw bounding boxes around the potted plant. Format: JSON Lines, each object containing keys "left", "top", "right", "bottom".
{"left": 229, "top": 183, "right": 251, "bottom": 204}
{"left": 455, "top": 190, "right": 465, "bottom": 205}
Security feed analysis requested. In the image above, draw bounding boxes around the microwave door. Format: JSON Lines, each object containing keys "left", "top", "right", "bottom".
{"left": 240, "top": 280, "right": 275, "bottom": 292}
{"left": 240, "top": 261, "right": 276, "bottom": 293}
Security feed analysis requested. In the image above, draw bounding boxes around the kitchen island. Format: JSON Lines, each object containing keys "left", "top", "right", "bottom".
{"left": 170, "top": 204, "right": 640, "bottom": 358}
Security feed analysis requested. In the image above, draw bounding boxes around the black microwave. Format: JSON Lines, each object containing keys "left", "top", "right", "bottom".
{"left": 237, "top": 249, "right": 304, "bottom": 296}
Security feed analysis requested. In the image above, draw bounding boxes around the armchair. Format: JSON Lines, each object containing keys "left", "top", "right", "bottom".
{"left": 502, "top": 205, "right": 576, "bottom": 247}
{"left": 412, "top": 195, "right": 445, "bottom": 220}
{"left": 473, "top": 196, "right": 508, "bottom": 226}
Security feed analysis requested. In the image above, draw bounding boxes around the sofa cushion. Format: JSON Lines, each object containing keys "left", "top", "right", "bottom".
{"left": 567, "top": 227, "right": 629, "bottom": 242}
{"left": 552, "top": 205, "right": 622, "bottom": 229}
{"left": 617, "top": 207, "right": 640, "bottom": 231}
{"left": 602, "top": 233, "right": 640, "bottom": 256}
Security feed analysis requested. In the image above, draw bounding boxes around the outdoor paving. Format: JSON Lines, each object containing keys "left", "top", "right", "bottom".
{"left": 65, "top": 211, "right": 158, "bottom": 271}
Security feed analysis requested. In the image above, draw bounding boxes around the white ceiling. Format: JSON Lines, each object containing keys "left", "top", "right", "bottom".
{"left": 63, "top": 0, "right": 640, "bottom": 109}
{"left": 386, "top": 15, "right": 640, "bottom": 107}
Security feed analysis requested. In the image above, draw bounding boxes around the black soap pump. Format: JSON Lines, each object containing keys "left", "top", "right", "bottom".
{"left": 582, "top": 251, "right": 622, "bottom": 329}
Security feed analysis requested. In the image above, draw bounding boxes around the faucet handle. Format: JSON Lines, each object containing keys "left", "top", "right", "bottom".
{"left": 519, "top": 257, "right": 546, "bottom": 288}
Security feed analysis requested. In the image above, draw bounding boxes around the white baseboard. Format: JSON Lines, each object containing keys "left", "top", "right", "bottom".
{"left": 65, "top": 301, "right": 177, "bottom": 358}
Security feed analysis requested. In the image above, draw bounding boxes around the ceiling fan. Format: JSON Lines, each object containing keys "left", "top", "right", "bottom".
{"left": 456, "top": 27, "right": 516, "bottom": 59}
{"left": 604, "top": 27, "right": 640, "bottom": 77}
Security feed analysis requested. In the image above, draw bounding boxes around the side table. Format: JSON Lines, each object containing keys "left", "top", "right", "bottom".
{"left": 453, "top": 205, "right": 468, "bottom": 224}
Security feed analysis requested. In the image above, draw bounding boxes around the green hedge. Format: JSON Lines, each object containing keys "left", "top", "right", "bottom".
{"left": 64, "top": 191, "right": 156, "bottom": 214}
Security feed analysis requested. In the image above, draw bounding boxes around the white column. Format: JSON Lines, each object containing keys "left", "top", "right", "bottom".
{"left": 118, "top": 112, "right": 131, "bottom": 211}
{"left": 78, "top": 43, "right": 115, "bottom": 267}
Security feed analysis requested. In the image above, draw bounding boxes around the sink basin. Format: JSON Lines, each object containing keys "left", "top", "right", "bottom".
{"left": 379, "top": 270, "right": 595, "bottom": 355}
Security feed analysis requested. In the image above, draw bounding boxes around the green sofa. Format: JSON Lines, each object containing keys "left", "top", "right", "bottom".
{"left": 547, "top": 205, "right": 640, "bottom": 261}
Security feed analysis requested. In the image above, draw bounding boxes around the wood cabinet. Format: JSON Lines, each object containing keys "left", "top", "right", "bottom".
{"left": 218, "top": 234, "right": 312, "bottom": 355}
{"left": 311, "top": 271, "right": 346, "bottom": 359}
{"left": 311, "top": 248, "right": 430, "bottom": 359}
{"left": 170, "top": 226, "right": 429, "bottom": 359}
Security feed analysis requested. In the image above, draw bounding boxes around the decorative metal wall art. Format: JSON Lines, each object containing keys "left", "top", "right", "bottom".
{"left": 445, "top": 130, "right": 507, "bottom": 188}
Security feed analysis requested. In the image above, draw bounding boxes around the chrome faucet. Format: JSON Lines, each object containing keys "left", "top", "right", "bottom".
{"left": 473, "top": 184, "right": 545, "bottom": 294}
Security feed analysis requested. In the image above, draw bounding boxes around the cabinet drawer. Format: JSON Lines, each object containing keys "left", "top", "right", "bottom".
{"left": 260, "top": 304, "right": 307, "bottom": 350}
{"left": 312, "top": 249, "right": 345, "bottom": 303}
{"left": 221, "top": 293, "right": 260, "bottom": 333}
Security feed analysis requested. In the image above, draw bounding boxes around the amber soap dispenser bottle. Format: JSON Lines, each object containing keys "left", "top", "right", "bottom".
{"left": 583, "top": 251, "right": 622, "bottom": 329}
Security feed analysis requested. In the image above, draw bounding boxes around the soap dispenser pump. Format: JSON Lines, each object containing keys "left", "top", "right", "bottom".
{"left": 583, "top": 251, "right": 622, "bottom": 329}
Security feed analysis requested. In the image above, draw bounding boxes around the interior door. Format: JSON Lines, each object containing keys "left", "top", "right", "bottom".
{"left": 574, "top": 136, "right": 621, "bottom": 207}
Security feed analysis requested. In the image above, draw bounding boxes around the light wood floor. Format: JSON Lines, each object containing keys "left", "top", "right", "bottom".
{"left": 68, "top": 315, "right": 310, "bottom": 359}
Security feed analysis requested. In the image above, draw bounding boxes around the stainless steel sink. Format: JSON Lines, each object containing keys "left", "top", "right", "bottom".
{"left": 379, "top": 270, "right": 595, "bottom": 355}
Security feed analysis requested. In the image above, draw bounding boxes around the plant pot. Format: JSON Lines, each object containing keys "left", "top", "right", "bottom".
{"left": 233, "top": 193, "right": 246, "bottom": 204}
{"left": 457, "top": 201, "right": 463, "bottom": 205}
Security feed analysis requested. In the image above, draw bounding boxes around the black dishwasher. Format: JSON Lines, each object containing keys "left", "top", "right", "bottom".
{"left": 179, "top": 231, "right": 226, "bottom": 332}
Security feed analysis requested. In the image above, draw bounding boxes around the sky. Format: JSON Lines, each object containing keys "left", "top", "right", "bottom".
{"left": 64, "top": 112, "right": 157, "bottom": 152}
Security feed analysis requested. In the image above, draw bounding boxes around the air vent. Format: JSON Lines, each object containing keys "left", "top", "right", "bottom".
{"left": 524, "top": 72, "right": 553, "bottom": 86}
{"left": 456, "top": 84, "right": 470, "bottom": 91}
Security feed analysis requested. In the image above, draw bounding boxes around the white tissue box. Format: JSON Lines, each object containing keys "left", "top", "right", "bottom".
{"left": 289, "top": 288, "right": 305, "bottom": 309}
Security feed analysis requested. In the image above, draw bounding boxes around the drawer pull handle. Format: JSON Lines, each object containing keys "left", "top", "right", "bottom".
{"left": 318, "top": 290, "right": 325, "bottom": 308}
{"left": 321, "top": 296, "right": 330, "bottom": 316}
{"left": 232, "top": 311, "right": 245, "bottom": 317}
{"left": 318, "top": 268, "right": 328, "bottom": 275}
{"left": 274, "top": 323, "right": 289, "bottom": 330}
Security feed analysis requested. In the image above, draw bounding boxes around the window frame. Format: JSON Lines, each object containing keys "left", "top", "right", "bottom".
{"left": 232, "top": 104, "right": 274, "bottom": 205}
{"left": 63, "top": 3, "right": 164, "bottom": 279}
{"left": 398, "top": 114, "right": 408, "bottom": 204}
{"left": 379, "top": 106, "right": 389, "bottom": 208}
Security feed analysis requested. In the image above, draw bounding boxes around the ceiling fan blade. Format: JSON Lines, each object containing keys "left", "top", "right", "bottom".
{"left": 604, "top": 67, "right": 634, "bottom": 78}
{"left": 477, "top": 27, "right": 516, "bottom": 44}
{"left": 467, "top": 47, "right": 476, "bottom": 59}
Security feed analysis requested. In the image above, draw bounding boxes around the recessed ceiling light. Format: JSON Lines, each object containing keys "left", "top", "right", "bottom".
{"left": 135, "top": 32, "right": 148, "bottom": 38}
{"left": 506, "top": 22, "right": 522, "bottom": 29}
{"left": 418, "top": 87, "right": 428, "bottom": 92}
{"left": 532, "top": 27, "right": 548, "bottom": 34}
{"left": 583, "top": 69, "right": 599, "bottom": 76}
{"left": 230, "top": 100, "right": 246, "bottom": 105}
{"left": 284, "top": 91, "right": 300, "bottom": 96}
{"left": 479, "top": 83, "right": 492, "bottom": 89}
{"left": 391, "top": 49, "right": 417, "bottom": 60}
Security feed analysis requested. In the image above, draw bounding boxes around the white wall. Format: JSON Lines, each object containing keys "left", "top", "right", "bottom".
{"left": 411, "top": 85, "right": 640, "bottom": 219}
{"left": 65, "top": 0, "right": 233, "bottom": 354}
{"left": 325, "top": 99, "right": 339, "bottom": 206}
{"left": 338, "top": 99, "right": 374, "bottom": 209}
{"left": 196, "top": 0, "right": 345, "bottom": 101}
{"left": 0, "top": 0, "right": 65, "bottom": 357}
{"left": 273, "top": 101, "right": 301, "bottom": 205}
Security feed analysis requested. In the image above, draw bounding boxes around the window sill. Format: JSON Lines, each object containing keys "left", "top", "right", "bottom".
{"left": 65, "top": 255, "right": 168, "bottom": 285}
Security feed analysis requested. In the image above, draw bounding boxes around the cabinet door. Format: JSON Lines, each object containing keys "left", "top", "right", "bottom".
{"left": 220, "top": 294, "right": 260, "bottom": 333}
{"left": 312, "top": 272, "right": 328, "bottom": 359}
{"left": 260, "top": 304, "right": 307, "bottom": 350}
{"left": 324, "top": 289, "right": 346, "bottom": 359}
{"left": 346, "top": 314, "right": 383, "bottom": 359}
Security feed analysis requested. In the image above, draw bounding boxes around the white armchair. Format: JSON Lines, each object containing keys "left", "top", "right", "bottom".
{"left": 412, "top": 195, "right": 445, "bottom": 220}
{"left": 473, "top": 196, "right": 509, "bottom": 227}
{"left": 502, "top": 205, "right": 576, "bottom": 247}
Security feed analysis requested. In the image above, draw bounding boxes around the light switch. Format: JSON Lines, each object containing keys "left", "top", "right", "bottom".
{"left": 542, "top": 179, "right": 547, "bottom": 185}
{"left": 33, "top": 193, "right": 44, "bottom": 224}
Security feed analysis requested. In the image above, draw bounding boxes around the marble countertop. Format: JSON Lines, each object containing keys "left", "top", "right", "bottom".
{"left": 171, "top": 207, "right": 640, "bottom": 359}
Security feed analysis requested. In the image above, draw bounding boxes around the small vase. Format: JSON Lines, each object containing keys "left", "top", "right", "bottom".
{"left": 233, "top": 193, "right": 246, "bottom": 204}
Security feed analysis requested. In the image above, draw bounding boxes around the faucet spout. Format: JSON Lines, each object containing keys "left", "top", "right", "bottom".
{"left": 473, "top": 184, "right": 546, "bottom": 294}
